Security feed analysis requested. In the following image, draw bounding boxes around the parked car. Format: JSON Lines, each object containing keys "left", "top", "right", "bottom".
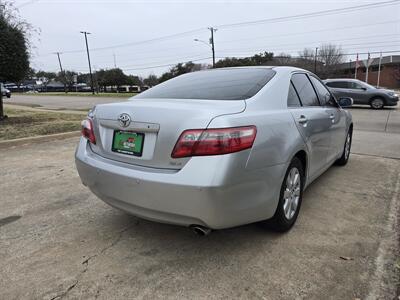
{"left": 323, "top": 78, "right": 399, "bottom": 109}
{"left": 75, "top": 67, "right": 353, "bottom": 234}
{"left": 1, "top": 83, "right": 11, "bottom": 98}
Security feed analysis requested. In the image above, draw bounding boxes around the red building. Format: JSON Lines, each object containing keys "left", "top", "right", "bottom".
{"left": 338, "top": 55, "right": 400, "bottom": 89}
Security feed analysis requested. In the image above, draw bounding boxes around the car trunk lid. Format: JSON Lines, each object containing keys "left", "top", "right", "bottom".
{"left": 90, "top": 98, "right": 246, "bottom": 170}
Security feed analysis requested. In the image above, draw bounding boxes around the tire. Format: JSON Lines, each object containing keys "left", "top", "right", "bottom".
{"left": 335, "top": 129, "right": 352, "bottom": 166}
{"left": 266, "top": 157, "right": 304, "bottom": 232}
{"left": 370, "top": 97, "right": 385, "bottom": 109}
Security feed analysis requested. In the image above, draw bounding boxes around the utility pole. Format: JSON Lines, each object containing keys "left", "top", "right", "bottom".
{"left": 365, "top": 52, "right": 370, "bottom": 84}
{"left": 209, "top": 27, "right": 217, "bottom": 68}
{"left": 113, "top": 53, "right": 117, "bottom": 68}
{"left": 355, "top": 53, "right": 359, "bottom": 79}
{"left": 0, "top": 4, "right": 7, "bottom": 120}
{"left": 377, "top": 52, "right": 382, "bottom": 88}
{"left": 55, "top": 52, "right": 67, "bottom": 93}
{"left": 314, "top": 47, "right": 318, "bottom": 74}
{"left": 348, "top": 59, "right": 353, "bottom": 77}
{"left": 80, "top": 31, "right": 95, "bottom": 95}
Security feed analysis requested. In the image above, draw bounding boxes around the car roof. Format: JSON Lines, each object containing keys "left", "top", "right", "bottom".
{"left": 193, "top": 66, "right": 310, "bottom": 73}
{"left": 324, "top": 78, "right": 361, "bottom": 82}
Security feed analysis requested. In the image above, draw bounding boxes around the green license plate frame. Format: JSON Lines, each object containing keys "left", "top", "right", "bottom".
{"left": 111, "top": 130, "right": 145, "bottom": 157}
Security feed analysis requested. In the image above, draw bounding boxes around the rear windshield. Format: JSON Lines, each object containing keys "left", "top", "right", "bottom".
{"left": 135, "top": 68, "right": 276, "bottom": 100}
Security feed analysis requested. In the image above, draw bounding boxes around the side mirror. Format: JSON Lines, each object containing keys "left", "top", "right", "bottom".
{"left": 338, "top": 97, "right": 353, "bottom": 108}
{"left": 361, "top": 87, "right": 367, "bottom": 91}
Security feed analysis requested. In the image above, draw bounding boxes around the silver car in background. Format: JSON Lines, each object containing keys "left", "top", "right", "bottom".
{"left": 75, "top": 67, "right": 353, "bottom": 234}
{"left": 324, "top": 78, "right": 399, "bottom": 109}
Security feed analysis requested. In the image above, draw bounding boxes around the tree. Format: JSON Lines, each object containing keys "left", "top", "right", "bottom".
{"left": 274, "top": 53, "right": 293, "bottom": 66}
{"left": 215, "top": 52, "right": 273, "bottom": 68}
{"left": 317, "top": 44, "right": 344, "bottom": 78}
{"left": 297, "top": 44, "right": 344, "bottom": 78}
{"left": 143, "top": 74, "right": 158, "bottom": 87}
{"left": 54, "top": 70, "right": 78, "bottom": 90}
{"left": 297, "top": 48, "right": 316, "bottom": 71}
{"left": 0, "top": 2, "right": 30, "bottom": 119}
{"left": 158, "top": 61, "right": 200, "bottom": 83}
{"left": 126, "top": 75, "right": 142, "bottom": 86}
{"left": 35, "top": 70, "right": 57, "bottom": 81}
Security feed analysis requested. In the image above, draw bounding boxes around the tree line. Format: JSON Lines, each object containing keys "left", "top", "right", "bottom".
{"left": 29, "top": 44, "right": 344, "bottom": 91}
{"left": 1, "top": 0, "right": 346, "bottom": 95}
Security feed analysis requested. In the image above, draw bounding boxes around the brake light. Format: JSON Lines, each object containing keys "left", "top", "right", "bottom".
{"left": 171, "top": 126, "right": 257, "bottom": 158}
{"left": 81, "top": 118, "right": 96, "bottom": 144}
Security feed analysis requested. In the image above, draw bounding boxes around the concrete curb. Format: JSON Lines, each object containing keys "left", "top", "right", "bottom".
{"left": 0, "top": 131, "right": 80, "bottom": 149}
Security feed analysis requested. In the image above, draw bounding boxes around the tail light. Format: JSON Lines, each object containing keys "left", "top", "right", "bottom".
{"left": 171, "top": 126, "right": 257, "bottom": 158}
{"left": 81, "top": 118, "right": 96, "bottom": 144}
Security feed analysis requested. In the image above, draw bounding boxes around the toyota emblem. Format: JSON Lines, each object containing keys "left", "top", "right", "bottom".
{"left": 118, "top": 113, "right": 131, "bottom": 127}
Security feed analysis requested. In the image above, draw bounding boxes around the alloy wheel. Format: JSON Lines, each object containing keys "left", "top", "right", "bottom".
{"left": 371, "top": 98, "right": 384, "bottom": 109}
{"left": 283, "top": 167, "right": 301, "bottom": 220}
{"left": 345, "top": 132, "right": 351, "bottom": 160}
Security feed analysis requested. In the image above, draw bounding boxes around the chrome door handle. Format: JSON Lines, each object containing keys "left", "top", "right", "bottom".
{"left": 298, "top": 115, "right": 308, "bottom": 124}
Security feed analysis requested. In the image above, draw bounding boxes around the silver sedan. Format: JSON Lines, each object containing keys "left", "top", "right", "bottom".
{"left": 75, "top": 66, "right": 353, "bottom": 234}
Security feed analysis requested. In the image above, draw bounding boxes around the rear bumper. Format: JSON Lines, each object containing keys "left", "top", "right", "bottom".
{"left": 75, "top": 137, "right": 286, "bottom": 229}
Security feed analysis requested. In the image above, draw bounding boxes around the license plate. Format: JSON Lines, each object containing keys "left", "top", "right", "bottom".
{"left": 112, "top": 130, "right": 144, "bottom": 156}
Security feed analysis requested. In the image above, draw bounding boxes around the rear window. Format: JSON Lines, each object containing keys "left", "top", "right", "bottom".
{"left": 135, "top": 68, "right": 276, "bottom": 100}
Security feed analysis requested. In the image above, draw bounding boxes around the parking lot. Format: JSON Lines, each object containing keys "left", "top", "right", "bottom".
{"left": 5, "top": 94, "right": 127, "bottom": 110}
{"left": 0, "top": 104, "right": 399, "bottom": 299}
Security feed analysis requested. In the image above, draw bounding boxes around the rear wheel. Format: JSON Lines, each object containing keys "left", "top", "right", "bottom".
{"left": 266, "top": 157, "right": 304, "bottom": 232}
{"left": 370, "top": 97, "right": 384, "bottom": 109}
{"left": 335, "top": 129, "right": 352, "bottom": 166}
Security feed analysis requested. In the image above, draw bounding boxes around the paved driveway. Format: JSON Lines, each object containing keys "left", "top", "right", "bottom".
{"left": 0, "top": 107, "right": 399, "bottom": 299}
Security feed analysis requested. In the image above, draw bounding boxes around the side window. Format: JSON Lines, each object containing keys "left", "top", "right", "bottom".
{"left": 291, "top": 73, "right": 320, "bottom": 107}
{"left": 309, "top": 76, "right": 336, "bottom": 107}
{"left": 326, "top": 81, "right": 348, "bottom": 89}
{"left": 287, "top": 81, "right": 302, "bottom": 107}
{"left": 349, "top": 82, "right": 364, "bottom": 90}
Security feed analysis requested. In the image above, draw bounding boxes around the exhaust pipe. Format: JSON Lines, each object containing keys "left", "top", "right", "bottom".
{"left": 190, "top": 225, "right": 211, "bottom": 236}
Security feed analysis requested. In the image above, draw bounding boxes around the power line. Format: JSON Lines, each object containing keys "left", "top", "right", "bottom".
{"left": 217, "top": 40, "right": 400, "bottom": 56}
{"left": 217, "top": 19, "right": 400, "bottom": 45}
{"left": 41, "top": 1, "right": 400, "bottom": 56}
{"left": 46, "top": 46, "right": 400, "bottom": 73}
{"left": 216, "top": 0, "right": 400, "bottom": 29}
{"left": 57, "top": 28, "right": 207, "bottom": 55}
{"left": 118, "top": 57, "right": 213, "bottom": 71}
{"left": 119, "top": 53, "right": 211, "bottom": 68}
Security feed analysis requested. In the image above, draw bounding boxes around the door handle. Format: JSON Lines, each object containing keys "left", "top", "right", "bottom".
{"left": 298, "top": 115, "right": 308, "bottom": 124}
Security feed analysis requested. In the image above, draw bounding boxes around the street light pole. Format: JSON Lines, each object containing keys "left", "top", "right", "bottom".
{"left": 80, "top": 31, "right": 95, "bottom": 95}
{"left": 55, "top": 52, "right": 67, "bottom": 94}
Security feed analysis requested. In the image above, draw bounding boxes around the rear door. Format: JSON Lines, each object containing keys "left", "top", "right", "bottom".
{"left": 348, "top": 81, "right": 369, "bottom": 104}
{"left": 309, "top": 76, "right": 346, "bottom": 162}
{"left": 326, "top": 81, "right": 351, "bottom": 100}
{"left": 289, "top": 73, "right": 332, "bottom": 180}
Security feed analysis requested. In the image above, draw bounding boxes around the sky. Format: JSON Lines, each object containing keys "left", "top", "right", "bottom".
{"left": 12, "top": 0, "right": 400, "bottom": 78}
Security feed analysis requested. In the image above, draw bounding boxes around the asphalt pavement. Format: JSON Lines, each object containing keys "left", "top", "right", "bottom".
{"left": 5, "top": 94, "right": 127, "bottom": 110}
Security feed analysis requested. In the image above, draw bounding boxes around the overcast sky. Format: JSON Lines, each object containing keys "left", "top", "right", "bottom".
{"left": 13, "top": 0, "right": 400, "bottom": 77}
